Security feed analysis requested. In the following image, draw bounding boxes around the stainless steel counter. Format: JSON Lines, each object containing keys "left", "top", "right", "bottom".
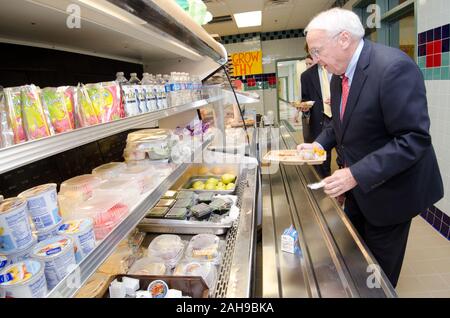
{"left": 260, "top": 124, "right": 397, "bottom": 298}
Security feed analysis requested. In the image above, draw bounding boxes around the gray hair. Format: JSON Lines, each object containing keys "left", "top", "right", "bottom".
{"left": 305, "top": 8, "right": 365, "bottom": 39}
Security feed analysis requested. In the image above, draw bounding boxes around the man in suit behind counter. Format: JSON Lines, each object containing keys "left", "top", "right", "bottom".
{"left": 298, "top": 8, "right": 443, "bottom": 287}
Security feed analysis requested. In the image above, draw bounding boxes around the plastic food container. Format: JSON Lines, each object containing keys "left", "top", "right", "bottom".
{"left": 31, "top": 236, "right": 77, "bottom": 290}
{"left": 128, "top": 258, "right": 166, "bottom": 276}
{"left": 165, "top": 208, "right": 188, "bottom": 220}
{"left": 58, "top": 218, "right": 96, "bottom": 263}
{"left": 35, "top": 220, "right": 62, "bottom": 243}
{"left": 0, "top": 260, "right": 48, "bottom": 298}
{"left": 174, "top": 261, "right": 217, "bottom": 291}
{"left": 92, "top": 162, "right": 126, "bottom": 180}
{"left": 147, "top": 279, "right": 169, "bottom": 298}
{"left": 147, "top": 235, "right": 184, "bottom": 268}
{"left": 18, "top": 184, "right": 62, "bottom": 232}
{"left": 146, "top": 207, "right": 169, "bottom": 218}
{"left": 0, "top": 198, "right": 34, "bottom": 254}
{"left": 162, "top": 191, "right": 178, "bottom": 200}
{"left": 93, "top": 179, "right": 141, "bottom": 209}
{"left": 60, "top": 175, "right": 102, "bottom": 202}
{"left": 156, "top": 199, "right": 176, "bottom": 208}
{"left": 209, "top": 198, "right": 232, "bottom": 215}
{"left": 173, "top": 198, "right": 195, "bottom": 209}
{"left": 190, "top": 203, "right": 213, "bottom": 220}
{"left": 77, "top": 196, "right": 129, "bottom": 240}
{"left": 118, "top": 165, "right": 155, "bottom": 194}
{"left": 185, "top": 234, "right": 221, "bottom": 264}
{"left": 3, "top": 235, "right": 37, "bottom": 265}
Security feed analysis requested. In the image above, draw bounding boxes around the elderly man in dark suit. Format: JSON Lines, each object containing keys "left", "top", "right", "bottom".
{"left": 298, "top": 8, "right": 443, "bottom": 287}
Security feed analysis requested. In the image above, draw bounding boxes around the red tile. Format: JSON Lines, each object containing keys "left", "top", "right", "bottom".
{"left": 426, "top": 55, "right": 434, "bottom": 67}
{"left": 434, "top": 40, "right": 442, "bottom": 53}
{"left": 427, "top": 42, "right": 435, "bottom": 55}
{"left": 434, "top": 54, "right": 442, "bottom": 67}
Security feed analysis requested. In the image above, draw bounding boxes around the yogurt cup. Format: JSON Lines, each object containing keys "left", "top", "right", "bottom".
{"left": 3, "top": 235, "right": 37, "bottom": 265}
{"left": 58, "top": 219, "right": 96, "bottom": 263}
{"left": 31, "top": 236, "right": 77, "bottom": 290}
{"left": 0, "top": 259, "right": 48, "bottom": 298}
{"left": 19, "top": 184, "right": 62, "bottom": 232}
{"left": 0, "top": 198, "right": 34, "bottom": 254}
{"left": 35, "top": 220, "right": 63, "bottom": 243}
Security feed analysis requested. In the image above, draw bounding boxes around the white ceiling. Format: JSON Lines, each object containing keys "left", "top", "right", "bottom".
{"left": 203, "top": 0, "right": 336, "bottom": 36}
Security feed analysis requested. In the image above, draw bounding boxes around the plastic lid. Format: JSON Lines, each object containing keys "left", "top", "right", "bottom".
{"left": 0, "top": 260, "right": 43, "bottom": 286}
{"left": 33, "top": 236, "right": 72, "bottom": 259}
{"left": 186, "top": 234, "right": 220, "bottom": 262}
{"left": 77, "top": 196, "right": 129, "bottom": 226}
{"left": 92, "top": 162, "right": 126, "bottom": 180}
{"left": 119, "top": 165, "right": 150, "bottom": 178}
{"left": 18, "top": 184, "right": 56, "bottom": 199}
{"left": 126, "top": 129, "right": 171, "bottom": 143}
{"left": 58, "top": 218, "right": 93, "bottom": 235}
{"left": 148, "top": 235, "right": 184, "bottom": 262}
{"left": 0, "top": 197, "right": 26, "bottom": 214}
{"left": 60, "top": 175, "right": 102, "bottom": 197}
{"left": 173, "top": 262, "right": 217, "bottom": 290}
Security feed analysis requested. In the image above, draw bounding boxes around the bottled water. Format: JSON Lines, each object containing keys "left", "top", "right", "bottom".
{"left": 163, "top": 75, "right": 171, "bottom": 108}
{"left": 156, "top": 74, "right": 167, "bottom": 109}
{"left": 128, "top": 73, "right": 141, "bottom": 84}
{"left": 142, "top": 73, "right": 156, "bottom": 112}
{"left": 115, "top": 72, "right": 128, "bottom": 83}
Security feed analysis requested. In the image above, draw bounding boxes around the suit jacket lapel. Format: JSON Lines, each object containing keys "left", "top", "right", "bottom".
{"left": 341, "top": 41, "right": 372, "bottom": 138}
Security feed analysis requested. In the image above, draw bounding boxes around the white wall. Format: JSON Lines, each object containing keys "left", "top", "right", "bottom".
{"left": 418, "top": 0, "right": 450, "bottom": 217}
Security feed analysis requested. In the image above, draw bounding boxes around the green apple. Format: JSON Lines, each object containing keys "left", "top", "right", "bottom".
{"left": 206, "top": 178, "right": 219, "bottom": 186}
{"left": 192, "top": 181, "right": 205, "bottom": 190}
{"left": 221, "top": 173, "right": 236, "bottom": 185}
{"left": 226, "top": 183, "right": 235, "bottom": 190}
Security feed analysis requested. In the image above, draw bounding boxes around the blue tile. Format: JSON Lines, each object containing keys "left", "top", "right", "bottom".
{"left": 433, "top": 217, "right": 442, "bottom": 231}
{"left": 435, "top": 27, "right": 442, "bottom": 40}
{"left": 443, "top": 24, "right": 450, "bottom": 39}
{"left": 443, "top": 38, "right": 450, "bottom": 52}
{"left": 418, "top": 44, "right": 426, "bottom": 56}
{"left": 426, "top": 213, "right": 435, "bottom": 225}
{"left": 418, "top": 32, "right": 427, "bottom": 45}
{"left": 443, "top": 213, "right": 450, "bottom": 226}
{"left": 427, "top": 29, "right": 434, "bottom": 42}
{"left": 434, "top": 207, "right": 443, "bottom": 220}
{"left": 441, "top": 223, "right": 449, "bottom": 238}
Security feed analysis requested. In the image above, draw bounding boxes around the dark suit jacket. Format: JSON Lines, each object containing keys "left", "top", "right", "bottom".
{"left": 316, "top": 40, "right": 444, "bottom": 227}
{"left": 300, "top": 64, "right": 326, "bottom": 142}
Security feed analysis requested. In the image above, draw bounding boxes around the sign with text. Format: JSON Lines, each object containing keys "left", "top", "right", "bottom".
{"left": 231, "top": 50, "right": 263, "bottom": 77}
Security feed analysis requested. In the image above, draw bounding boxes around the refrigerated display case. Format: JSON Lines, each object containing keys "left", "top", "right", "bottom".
{"left": 0, "top": 0, "right": 259, "bottom": 299}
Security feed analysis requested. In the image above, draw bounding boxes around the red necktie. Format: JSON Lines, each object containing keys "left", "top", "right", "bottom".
{"left": 340, "top": 75, "right": 349, "bottom": 121}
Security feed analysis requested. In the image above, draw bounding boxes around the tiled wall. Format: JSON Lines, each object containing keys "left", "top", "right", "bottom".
{"left": 418, "top": 24, "right": 450, "bottom": 80}
{"left": 417, "top": 0, "right": 450, "bottom": 239}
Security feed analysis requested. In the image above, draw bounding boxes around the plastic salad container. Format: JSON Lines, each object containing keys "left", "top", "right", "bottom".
{"left": 92, "top": 179, "right": 141, "bottom": 209}
{"left": 92, "top": 162, "right": 126, "bottom": 180}
{"left": 77, "top": 195, "right": 129, "bottom": 240}
{"left": 185, "top": 234, "right": 221, "bottom": 265}
{"left": 147, "top": 235, "right": 184, "bottom": 268}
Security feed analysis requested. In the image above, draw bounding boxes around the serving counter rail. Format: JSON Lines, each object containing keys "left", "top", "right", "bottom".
{"left": 260, "top": 124, "right": 397, "bottom": 298}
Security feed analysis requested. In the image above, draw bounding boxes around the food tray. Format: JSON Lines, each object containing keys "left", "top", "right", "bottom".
{"left": 101, "top": 275, "right": 209, "bottom": 298}
{"left": 263, "top": 150, "right": 326, "bottom": 165}
{"left": 138, "top": 218, "right": 233, "bottom": 235}
{"left": 179, "top": 175, "right": 238, "bottom": 195}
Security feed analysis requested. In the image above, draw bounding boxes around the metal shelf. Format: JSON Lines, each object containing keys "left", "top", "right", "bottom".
{"left": 0, "top": 96, "right": 221, "bottom": 175}
{"left": 0, "top": 0, "right": 226, "bottom": 64}
{"left": 47, "top": 137, "right": 212, "bottom": 298}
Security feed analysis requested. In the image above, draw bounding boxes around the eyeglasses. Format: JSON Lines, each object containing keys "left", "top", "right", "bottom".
{"left": 309, "top": 32, "right": 342, "bottom": 59}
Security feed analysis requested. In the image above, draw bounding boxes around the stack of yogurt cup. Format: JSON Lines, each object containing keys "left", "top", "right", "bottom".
{"left": 18, "top": 184, "right": 63, "bottom": 244}
{"left": 0, "top": 184, "right": 97, "bottom": 297}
